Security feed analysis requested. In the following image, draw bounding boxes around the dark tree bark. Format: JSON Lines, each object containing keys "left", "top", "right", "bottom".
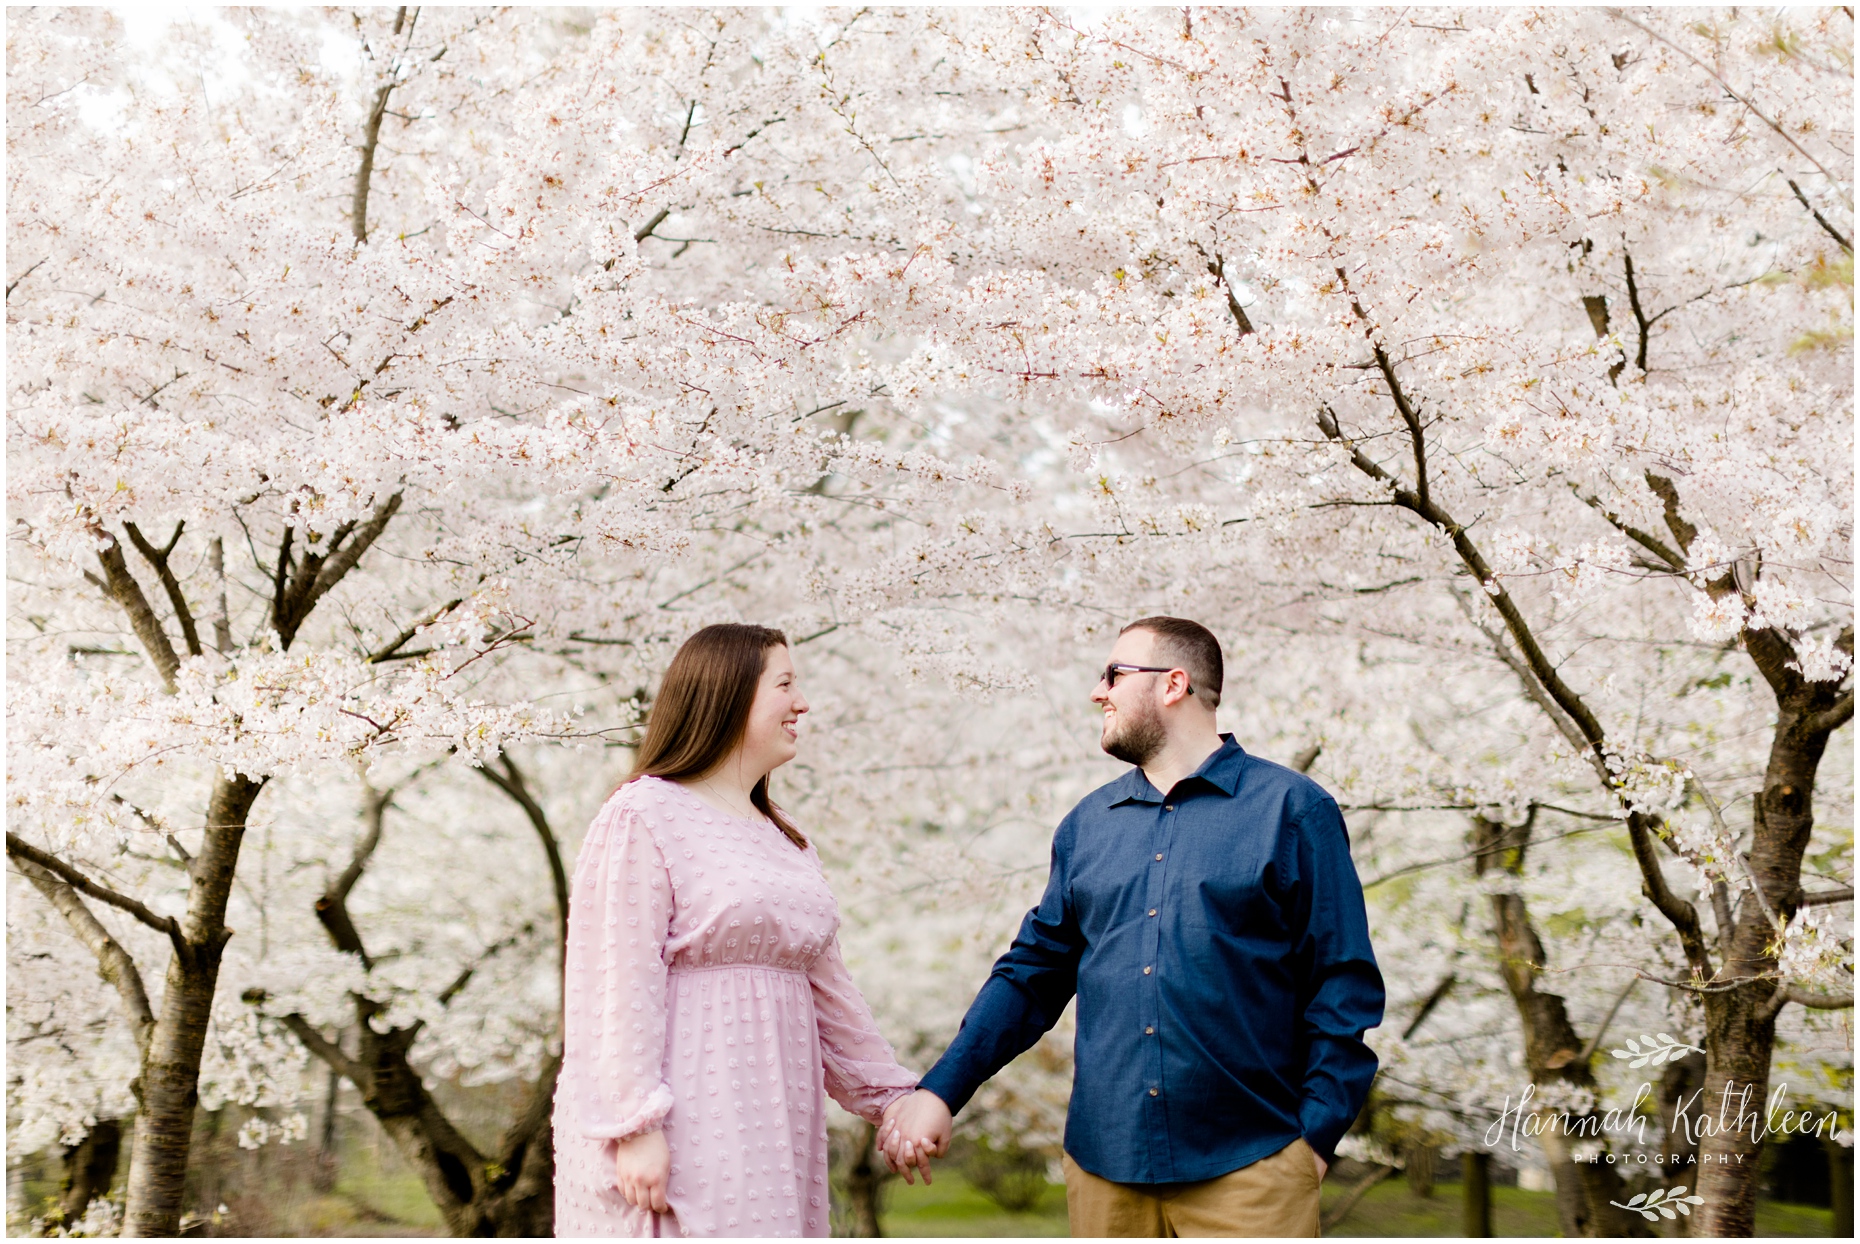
{"left": 1830, "top": 1138, "right": 1854, "bottom": 1239}
{"left": 267, "top": 759, "right": 566, "bottom": 1236}
{"left": 278, "top": 1004, "right": 559, "bottom": 1236}
{"left": 1316, "top": 288, "right": 1855, "bottom": 1234}
{"left": 1461, "top": 1150, "right": 1491, "bottom": 1237}
{"left": 1657, "top": 1051, "right": 1707, "bottom": 1176}
{"left": 122, "top": 772, "right": 266, "bottom": 1237}
{"left": 60, "top": 1118, "right": 123, "bottom": 1222}
{"left": 1688, "top": 624, "right": 1852, "bottom": 1236}
{"left": 1475, "top": 815, "right": 1649, "bottom": 1237}
{"left": 11, "top": 489, "right": 402, "bottom": 1235}
{"left": 837, "top": 1124, "right": 888, "bottom": 1237}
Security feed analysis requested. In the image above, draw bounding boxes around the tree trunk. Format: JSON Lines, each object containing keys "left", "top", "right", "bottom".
{"left": 1829, "top": 1138, "right": 1853, "bottom": 1239}
{"left": 1475, "top": 817, "right": 1650, "bottom": 1237}
{"left": 1657, "top": 1049, "right": 1706, "bottom": 1205}
{"left": 314, "top": 1064, "right": 342, "bottom": 1192}
{"left": 339, "top": 1010, "right": 559, "bottom": 1236}
{"left": 840, "top": 1124, "right": 886, "bottom": 1237}
{"left": 1461, "top": 1150, "right": 1491, "bottom": 1237}
{"left": 122, "top": 771, "right": 264, "bottom": 1237}
{"left": 60, "top": 1118, "right": 123, "bottom": 1222}
{"left": 1691, "top": 631, "right": 1850, "bottom": 1237}
{"left": 1404, "top": 1140, "right": 1436, "bottom": 1198}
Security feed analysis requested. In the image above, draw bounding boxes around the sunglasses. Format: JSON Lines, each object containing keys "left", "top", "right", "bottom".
{"left": 1098, "top": 663, "right": 1194, "bottom": 695}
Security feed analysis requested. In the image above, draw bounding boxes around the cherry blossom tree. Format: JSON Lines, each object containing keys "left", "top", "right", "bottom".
{"left": 855, "top": 7, "right": 1853, "bottom": 1234}
{"left": 7, "top": 7, "right": 1052, "bottom": 1232}
{"left": 10, "top": 9, "right": 1849, "bottom": 1240}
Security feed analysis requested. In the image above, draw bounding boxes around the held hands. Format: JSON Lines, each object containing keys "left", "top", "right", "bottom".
{"left": 613, "top": 1128, "right": 672, "bottom": 1214}
{"left": 877, "top": 1090, "right": 953, "bottom": 1185}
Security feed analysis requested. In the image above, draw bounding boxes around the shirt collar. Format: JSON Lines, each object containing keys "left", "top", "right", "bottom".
{"left": 1106, "top": 734, "right": 1247, "bottom": 806}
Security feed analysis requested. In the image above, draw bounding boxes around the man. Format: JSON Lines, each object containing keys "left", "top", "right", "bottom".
{"left": 881, "top": 617, "right": 1384, "bottom": 1236}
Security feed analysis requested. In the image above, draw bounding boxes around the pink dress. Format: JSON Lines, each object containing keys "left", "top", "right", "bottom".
{"left": 553, "top": 776, "right": 917, "bottom": 1237}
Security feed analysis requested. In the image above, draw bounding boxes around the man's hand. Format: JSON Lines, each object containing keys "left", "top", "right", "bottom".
{"left": 1312, "top": 1148, "right": 1328, "bottom": 1182}
{"left": 878, "top": 1090, "right": 953, "bottom": 1185}
{"left": 613, "top": 1128, "right": 672, "bottom": 1214}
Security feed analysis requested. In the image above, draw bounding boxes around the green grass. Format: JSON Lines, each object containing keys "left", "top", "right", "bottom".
{"left": 330, "top": 1164, "right": 444, "bottom": 1233}
{"left": 1320, "top": 1180, "right": 1835, "bottom": 1239}
{"left": 1322, "top": 1180, "right": 1561, "bottom": 1237}
{"left": 879, "top": 1171, "right": 1838, "bottom": 1237}
{"left": 1754, "top": 1199, "right": 1839, "bottom": 1236}
{"left": 881, "top": 1172, "right": 1070, "bottom": 1237}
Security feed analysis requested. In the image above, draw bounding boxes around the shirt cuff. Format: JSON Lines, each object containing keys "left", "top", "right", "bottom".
{"left": 917, "top": 1062, "right": 978, "bottom": 1116}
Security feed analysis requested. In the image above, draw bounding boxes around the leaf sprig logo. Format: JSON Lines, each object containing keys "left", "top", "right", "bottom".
{"left": 1611, "top": 1185, "right": 1706, "bottom": 1221}
{"left": 1610, "top": 1032, "right": 1705, "bottom": 1068}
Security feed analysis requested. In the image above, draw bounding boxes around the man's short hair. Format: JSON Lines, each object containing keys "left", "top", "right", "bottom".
{"left": 1120, "top": 616, "right": 1223, "bottom": 710}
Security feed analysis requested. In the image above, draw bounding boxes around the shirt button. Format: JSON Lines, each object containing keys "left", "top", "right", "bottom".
{"left": 1164, "top": 804, "right": 1174, "bottom": 812}
{"left": 1145, "top": 1026, "right": 1155, "bottom": 1035}
{"left": 1148, "top": 908, "right": 1157, "bottom": 917}
{"left": 1149, "top": 1088, "right": 1160, "bottom": 1097}
{"left": 1154, "top": 853, "right": 1164, "bottom": 862}
{"left": 1143, "top": 966, "right": 1152, "bottom": 975}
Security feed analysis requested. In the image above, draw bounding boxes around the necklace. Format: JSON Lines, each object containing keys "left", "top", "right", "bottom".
{"left": 691, "top": 777, "right": 759, "bottom": 822}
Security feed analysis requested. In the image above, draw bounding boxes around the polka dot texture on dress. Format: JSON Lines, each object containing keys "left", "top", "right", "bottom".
{"left": 554, "top": 777, "right": 916, "bottom": 1238}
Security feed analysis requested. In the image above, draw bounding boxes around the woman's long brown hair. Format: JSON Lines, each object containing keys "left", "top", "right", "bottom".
{"left": 623, "top": 623, "right": 806, "bottom": 849}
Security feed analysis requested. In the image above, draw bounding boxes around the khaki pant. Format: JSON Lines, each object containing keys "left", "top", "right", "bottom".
{"left": 1063, "top": 1140, "right": 1322, "bottom": 1237}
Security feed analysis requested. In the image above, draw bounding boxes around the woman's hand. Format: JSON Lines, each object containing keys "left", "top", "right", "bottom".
{"left": 613, "top": 1129, "right": 672, "bottom": 1214}
{"left": 878, "top": 1090, "right": 952, "bottom": 1185}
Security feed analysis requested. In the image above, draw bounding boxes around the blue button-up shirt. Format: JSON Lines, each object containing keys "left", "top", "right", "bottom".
{"left": 919, "top": 736, "right": 1384, "bottom": 1185}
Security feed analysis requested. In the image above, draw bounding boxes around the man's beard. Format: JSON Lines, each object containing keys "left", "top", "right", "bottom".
{"left": 1101, "top": 700, "right": 1165, "bottom": 766}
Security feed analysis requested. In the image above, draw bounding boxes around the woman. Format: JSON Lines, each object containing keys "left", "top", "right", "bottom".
{"left": 554, "top": 624, "right": 918, "bottom": 1237}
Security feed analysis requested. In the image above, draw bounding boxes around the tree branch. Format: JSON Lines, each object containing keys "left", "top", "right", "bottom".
{"left": 475, "top": 754, "right": 569, "bottom": 963}
{"left": 1641, "top": 472, "right": 1699, "bottom": 557}
{"left": 1572, "top": 485, "right": 1686, "bottom": 572}
{"left": 352, "top": 73, "right": 395, "bottom": 243}
{"left": 1370, "top": 345, "right": 1429, "bottom": 509}
{"left": 1799, "top": 886, "right": 1854, "bottom": 907}
{"left": 1804, "top": 689, "right": 1854, "bottom": 737}
{"left": 1202, "top": 249, "right": 1256, "bottom": 335}
{"left": 274, "top": 493, "right": 403, "bottom": 649}
{"left": 11, "top": 855, "right": 157, "bottom": 1060}
{"left": 6, "top": 832, "right": 192, "bottom": 967}
{"left": 1319, "top": 403, "right": 1601, "bottom": 755}
{"left": 90, "top": 528, "right": 182, "bottom": 691}
{"left": 367, "top": 597, "right": 463, "bottom": 664}
{"left": 1621, "top": 251, "right": 1658, "bottom": 375}
{"left": 1763, "top": 983, "right": 1855, "bottom": 1022}
{"left": 207, "top": 536, "right": 234, "bottom": 655}
{"left": 1787, "top": 177, "right": 1853, "bottom": 252}
{"left": 1777, "top": 985, "right": 1854, "bottom": 1009}
{"left": 1455, "top": 591, "right": 1594, "bottom": 758}
{"left": 1625, "top": 811, "right": 1716, "bottom": 980}
{"left": 1576, "top": 976, "right": 1639, "bottom": 1065}
{"left": 633, "top": 207, "right": 671, "bottom": 244}
{"left": 1401, "top": 972, "right": 1457, "bottom": 1040}
{"left": 1321, "top": 388, "right": 1713, "bottom": 977}
{"left": 436, "top": 924, "right": 534, "bottom": 1006}
{"left": 315, "top": 784, "right": 392, "bottom": 968}
{"left": 276, "top": 1010, "right": 363, "bottom": 1083}
{"left": 1611, "top": 11, "right": 1850, "bottom": 204}
{"left": 123, "top": 521, "right": 203, "bottom": 658}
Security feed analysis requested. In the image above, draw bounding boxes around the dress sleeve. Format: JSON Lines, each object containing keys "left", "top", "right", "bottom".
{"left": 560, "top": 795, "right": 676, "bottom": 1140}
{"left": 808, "top": 934, "right": 918, "bottom": 1125}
